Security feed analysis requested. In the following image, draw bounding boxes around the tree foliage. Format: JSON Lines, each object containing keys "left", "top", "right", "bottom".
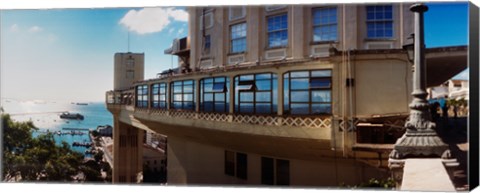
{"left": 2, "top": 114, "right": 85, "bottom": 181}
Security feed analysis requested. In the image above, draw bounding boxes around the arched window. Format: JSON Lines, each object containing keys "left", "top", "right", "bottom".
{"left": 234, "top": 73, "right": 277, "bottom": 114}
{"left": 284, "top": 70, "right": 332, "bottom": 115}
{"left": 200, "top": 76, "right": 230, "bottom": 113}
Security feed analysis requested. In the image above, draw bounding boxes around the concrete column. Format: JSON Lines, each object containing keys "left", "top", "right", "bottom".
{"left": 112, "top": 121, "right": 144, "bottom": 183}
{"left": 229, "top": 75, "right": 235, "bottom": 114}
{"left": 277, "top": 73, "right": 284, "bottom": 116}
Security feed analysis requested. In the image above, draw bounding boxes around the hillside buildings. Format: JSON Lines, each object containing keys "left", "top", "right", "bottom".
{"left": 106, "top": 4, "right": 467, "bottom": 186}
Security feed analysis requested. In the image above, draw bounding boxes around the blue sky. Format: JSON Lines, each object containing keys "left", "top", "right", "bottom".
{"left": 0, "top": 3, "right": 469, "bottom": 102}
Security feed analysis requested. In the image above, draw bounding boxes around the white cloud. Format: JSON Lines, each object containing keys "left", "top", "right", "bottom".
{"left": 177, "top": 28, "right": 184, "bottom": 36}
{"left": 28, "top": 26, "right": 43, "bottom": 33}
{"left": 168, "top": 28, "right": 175, "bottom": 35}
{"left": 10, "top": 24, "right": 19, "bottom": 32}
{"left": 119, "top": 7, "right": 188, "bottom": 35}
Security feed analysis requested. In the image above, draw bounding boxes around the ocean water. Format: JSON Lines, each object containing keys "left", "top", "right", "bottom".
{"left": 2, "top": 99, "right": 113, "bottom": 156}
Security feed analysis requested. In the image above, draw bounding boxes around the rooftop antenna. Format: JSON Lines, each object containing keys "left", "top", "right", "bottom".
{"left": 127, "top": 30, "right": 130, "bottom": 52}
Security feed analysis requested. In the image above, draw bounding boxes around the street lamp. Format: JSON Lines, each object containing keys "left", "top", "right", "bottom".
{"left": 389, "top": 4, "right": 451, "bottom": 160}
{"left": 402, "top": 33, "right": 415, "bottom": 63}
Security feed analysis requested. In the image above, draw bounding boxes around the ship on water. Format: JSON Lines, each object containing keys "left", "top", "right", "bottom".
{"left": 60, "top": 112, "right": 84, "bottom": 120}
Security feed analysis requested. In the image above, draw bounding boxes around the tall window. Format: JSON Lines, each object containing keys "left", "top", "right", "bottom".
{"left": 366, "top": 5, "right": 393, "bottom": 39}
{"left": 203, "top": 35, "right": 211, "bottom": 55}
{"left": 261, "top": 157, "right": 290, "bottom": 186}
{"left": 234, "top": 73, "right": 277, "bottom": 114}
{"left": 136, "top": 85, "right": 148, "bottom": 108}
{"left": 284, "top": 70, "right": 332, "bottom": 115}
{"left": 225, "top": 151, "right": 248, "bottom": 180}
{"left": 267, "top": 14, "right": 288, "bottom": 48}
{"left": 170, "top": 80, "right": 195, "bottom": 110}
{"left": 230, "top": 23, "right": 247, "bottom": 53}
{"left": 200, "top": 77, "right": 230, "bottom": 113}
{"left": 126, "top": 57, "right": 135, "bottom": 68}
{"left": 151, "top": 83, "right": 167, "bottom": 109}
{"left": 312, "top": 7, "right": 337, "bottom": 42}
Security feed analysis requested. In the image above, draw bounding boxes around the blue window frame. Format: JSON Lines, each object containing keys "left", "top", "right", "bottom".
{"left": 366, "top": 5, "right": 393, "bottom": 39}
{"left": 312, "top": 7, "right": 337, "bottom": 42}
{"left": 170, "top": 80, "right": 195, "bottom": 110}
{"left": 234, "top": 73, "right": 277, "bottom": 114}
{"left": 200, "top": 77, "right": 230, "bottom": 113}
{"left": 151, "top": 83, "right": 167, "bottom": 109}
{"left": 284, "top": 70, "right": 332, "bottom": 115}
{"left": 136, "top": 85, "right": 148, "bottom": 108}
{"left": 230, "top": 23, "right": 247, "bottom": 53}
{"left": 267, "top": 14, "right": 288, "bottom": 48}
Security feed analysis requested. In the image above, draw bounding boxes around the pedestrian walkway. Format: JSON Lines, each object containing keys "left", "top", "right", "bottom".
{"left": 401, "top": 159, "right": 456, "bottom": 191}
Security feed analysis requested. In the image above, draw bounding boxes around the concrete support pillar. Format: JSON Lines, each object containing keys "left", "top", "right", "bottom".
{"left": 113, "top": 120, "right": 144, "bottom": 183}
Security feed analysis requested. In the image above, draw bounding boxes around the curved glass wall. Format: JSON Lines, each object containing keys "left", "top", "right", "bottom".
{"left": 234, "top": 73, "right": 277, "bottom": 114}
{"left": 200, "top": 76, "right": 230, "bottom": 113}
{"left": 284, "top": 70, "right": 332, "bottom": 115}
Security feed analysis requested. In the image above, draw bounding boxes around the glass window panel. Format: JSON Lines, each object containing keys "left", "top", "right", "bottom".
{"left": 204, "top": 93, "right": 213, "bottom": 101}
{"left": 256, "top": 92, "right": 271, "bottom": 102}
{"left": 239, "top": 75, "right": 254, "bottom": 81}
{"left": 173, "top": 102, "right": 182, "bottom": 109}
{"left": 256, "top": 104, "right": 272, "bottom": 114}
{"left": 290, "top": 104, "right": 310, "bottom": 115}
{"left": 183, "top": 80, "right": 194, "bottom": 85}
{"left": 183, "top": 85, "right": 193, "bottom": 93}
{"left": 291, "top": 91, "right": 309, "bottom": 102}
{"left": 312, "top": 104, "right": 331, "bottom": 114}
{"left": 290, "top": 71, "right": 309, "bottom": 78}
{"left": 204, "top": 78, "right": 214, "bottom": 83}
{"left": 255, "top": 73, "right": 271, "bottom": 80}
{"left": 276, "top": 159, "right": 290, "bottom": 185}
{"left": 261, "top": 157, "right": 274, "bottom": 185}
{"left": 174, "top": 85, "right": 182, "bottom": 93}
{"left": 312, "top": 90, "right": 331, "bottom": 102}
{"left": 290, "top": 78, "right": 309, "bottom": 90}
{"left": 312, "top": 70, "right": 331, "bottom": 77}
{"left": 310, "top": 78, "right": 331, "bottom": 89}
{"left": 174, "top": 94, "right": 183, "bottom": 101}
{"left": 240, "top": 92, "right": 254, "bottom": 102}
{"left": 215, "top": 93, "right": 225, "bottom": 102}
{"left": 214, "top": 77, "right": 226, "bottom": 83}
{"left": 184, "top": 102, "right": 195, "bottom": 109}
{"left": 214, "top": 103, "right": 226, "bottom": 112}
{"left": 239, "top": 103, "right": 254, "bottom": 113}
{"left": 256, "top": 80, "right": 271, "bottom": 91}
{"left": 184, "top": 94, "right": 193, "bottom": 101}
{"left": 212, "top": 83, "right": 226, "bottom": 92}
{"left": 159, "top": 95, "right": 166, "bottom": 101}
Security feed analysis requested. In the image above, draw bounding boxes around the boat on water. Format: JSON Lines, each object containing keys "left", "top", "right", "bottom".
{"left": 60, "top": 112, "right": 84, "bottom": 120}
{"left": 76, "top": 103, "right": 88, "bottom": 105}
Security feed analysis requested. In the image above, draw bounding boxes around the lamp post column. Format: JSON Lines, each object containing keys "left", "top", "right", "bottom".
{"left": 389, "top": 3, "right": 450, "bottom": 160}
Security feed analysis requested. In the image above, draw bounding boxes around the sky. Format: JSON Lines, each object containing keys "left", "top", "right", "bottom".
{"left": 0, "top": 2, "right": 469, "bottom": 102}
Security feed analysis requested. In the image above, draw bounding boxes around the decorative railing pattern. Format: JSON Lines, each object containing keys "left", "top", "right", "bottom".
{"left": 131, "top": 108, "right": 332, "bottom": 129}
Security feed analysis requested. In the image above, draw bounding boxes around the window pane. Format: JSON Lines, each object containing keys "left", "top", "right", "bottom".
{"left": 276, "top": 159, "right": 290, "bottom": 186}
{"left": 256, "top": 80, "right": 271, "bottom": 91}
{"left": 236, "top": 153, "right": 247, "bottom": 180}
{"left": 312, "top": 104, "right": 331, "bottom": 114}
{"left": 312, "top": 90, "right": 331, "bottom": 102}
{"left": 290, "top": 78, "right": 309, "bottom": 90}
{"left": 256, "top": 104, "right": 271, "bottom": 114}
{"left": 290, "top": 104, "right": 309, "bottom": 115}
{"left": 184, "top": 94, "right": 193, "bottom": 101}
{"left": 240, "top": 92, "right": 254, "bottom": 102}
{"left": 291, "top": 91, "right": 309, "bottom": 102}
{"left": 215, "top": 93, "right": 225, "bottom": 102}
{"left": 310, "top": 78, "right": 331, "bottom": 89}
{"left": 312, "top": 70, "right": 331, "bottom": 77}
{"left": 239, "top": 103, "right": 254, "bottom": 113}
{"left": 203, "top": 102, "right": 214, "bottom": 112}
{"left": 261, "top": 157, "right": 274, "bottom": 185}
{"left": 212, "top": 83, "right": 226, "bottom": 92}
{"left": 225, "top": 151, "right": 235, "bottom": 176}
{"left": 214, "top": 103, "right": 226, "bottom": 113}
{"left": 290, "top": 71, "right": 309, "bottom": 78}
{"left": 256, "top": 92, "right": 271, "bottom": 102}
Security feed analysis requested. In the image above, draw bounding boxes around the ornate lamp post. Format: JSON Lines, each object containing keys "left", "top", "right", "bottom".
{"left": 389, "top": 4, "right": 451, "bottom": 160}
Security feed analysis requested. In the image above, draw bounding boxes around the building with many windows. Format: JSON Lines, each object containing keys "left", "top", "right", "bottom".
{"left": 106, "top": 4, "right": 467, "bottom": 186}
